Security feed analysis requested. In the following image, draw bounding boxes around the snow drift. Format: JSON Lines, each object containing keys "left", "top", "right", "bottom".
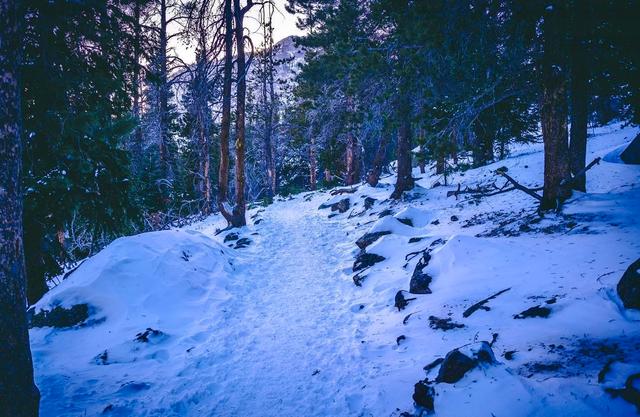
{"left": 30, "top": 230, "right": 233, "bottom": 416}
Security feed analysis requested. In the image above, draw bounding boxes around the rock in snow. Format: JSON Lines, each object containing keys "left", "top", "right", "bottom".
{"left": 617, "top": 258, "right": 640, "bottom": 309}
{"left": 318, "top": 197, "right": 350, "bottom": 213}
{"left": 355, "top": 230, "right": 391, "bottom": 250}
{"left": 353, "top": 251, "right": 385, "bottom": 272}
{"left": 435, "top": 342, "right": 496, "bottom": 382}
{"left": 620, "top": 133, "right": 640, "bottom": 164}
{"left": 409, "top": 251, "right": 433, "bottom": 294}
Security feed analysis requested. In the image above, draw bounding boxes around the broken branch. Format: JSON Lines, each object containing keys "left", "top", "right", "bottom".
{"left": 463, "top": 288, "right": 511, "bottom": 318}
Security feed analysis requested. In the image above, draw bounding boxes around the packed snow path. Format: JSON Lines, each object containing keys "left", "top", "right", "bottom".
{"left": 181, "top": 205, "right": 378, "bottom": 416}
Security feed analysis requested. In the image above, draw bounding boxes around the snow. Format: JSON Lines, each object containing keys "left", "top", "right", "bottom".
{"left": 32, "top": 123, "right": 640, "bottom": 416}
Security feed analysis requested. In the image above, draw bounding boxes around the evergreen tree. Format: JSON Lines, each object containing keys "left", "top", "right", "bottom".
{"left": 0, "top": 0, "right": 40, "bottom": 413}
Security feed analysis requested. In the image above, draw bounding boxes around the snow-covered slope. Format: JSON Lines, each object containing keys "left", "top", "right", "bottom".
{"left": 31, "top": 123, "right": 640, "bottom": 416}
{"left": 30, "top": 230, "right": 233, "bottom": 416}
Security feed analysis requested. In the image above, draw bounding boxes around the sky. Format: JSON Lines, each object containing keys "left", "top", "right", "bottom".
{"left": 247, "top": 0, "right": 305, "bottom": 44}
{"left": 175, "top": 0, "right": 304, "bottom": 64}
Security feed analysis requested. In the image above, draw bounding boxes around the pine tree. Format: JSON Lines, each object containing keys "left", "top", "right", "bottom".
{"left": 0, "top": 0, "right": 41, "bottom": 414}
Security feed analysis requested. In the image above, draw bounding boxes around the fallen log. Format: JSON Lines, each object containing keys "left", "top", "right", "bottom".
{"left": 463, "top": 288, "right": 511, "bottom": 318}
{"left": 330, "top": 187, "right": 357, "bottom": 196}
{"left": 496, "top": 172, "right": 542, "bottom": 201}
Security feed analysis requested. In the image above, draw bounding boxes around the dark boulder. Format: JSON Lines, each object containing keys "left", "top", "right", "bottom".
{"left": 436, "top": 349, "right": 477, "bottom": 383}
{"left": 355, "top": 231, "right": 391, "bottom": 250}
{"left": 319, "top": 198, "right": 350, "bottom": 213}
{"left": 353, "top": 251, "right": 385, "bottom": 272}
{"left": 474, "top": 341, "right": 497, "bottom": 364}
{"left": 29, "top": 303, "right": 90, "bottom": 328}
{"left": 412, "top": 380, "right": 435, "bottom": 412}
{"left": 514, "top": 305, "right": 551, "bottom": 319}
{"left": 378, "top": 209, "right": 393, "bottom": 218}
{"left": 617, "top": 258, "right": 640, "bottom": 309}
{"left": 363, "top": 196, "right": 376, "bottom": 209}
{"left": 410, "top": 252, "right": 433, "bottom": 294}
{"left": 621, "top": 133, "right": 640, "bottom": 164}
{"left": 234, "top": 238, "right": 251, "bottom": 249}
{"left": 398, "top": 217, "right": 414, "bottom": 227}
{"left": 224, "top": 232, "right": 239, "bottom": 242}
{"left": 605, "top": 373, "right": 640, "bottom": 412}
{"left": 436, "top": 342, "right": 496, "bottom": 383}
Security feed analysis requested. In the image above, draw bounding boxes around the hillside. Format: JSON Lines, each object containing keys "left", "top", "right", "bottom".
{"left": 30, "top": 123, "right": 640, "bottom": 416}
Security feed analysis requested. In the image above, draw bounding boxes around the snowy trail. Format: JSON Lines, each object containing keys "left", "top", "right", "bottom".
{"left": 180, "top": 203, "right": 376, "bottom": 416}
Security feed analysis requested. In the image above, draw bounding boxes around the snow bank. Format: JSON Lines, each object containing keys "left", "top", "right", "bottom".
{"left": 30, "top": 230, "right": 233, "bottom": 416}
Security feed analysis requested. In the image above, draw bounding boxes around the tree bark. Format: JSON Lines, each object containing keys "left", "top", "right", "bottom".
{"left": 367, "top": 135, "right": 389, "bottom": 187}
{"left": 309, "top": 133, "right": 317, "bottom": 190}
{"left": 230, "top": 0, "right": 248, "bottom": 227}
{"left": 569, "top": 2, "right": 588, "bottom": 192}
{"left": 0, "top": 0, "right": 41, "bottom": 413}
{"left": 345, "top": 131, "right": 357, "bottom": 185}
{"left": 391, "top": 95, "right": 414, "bottom": 199}
{"left": 259, "top": 5, "right": 277, "bottom": 200}
{"left": 217, "top": 0, "right": 233, "bottom": 223}
{"left": 540, "top": 2, "right": 571, "bottom": 210}
{"left": 435, "top": 154, "right": 445, "bottom": 175}
{"left": 131, "top": 0, "right": 143, "bottom": 176}
{"left": 158, "top": 0, "right": 171, "bottom": 204}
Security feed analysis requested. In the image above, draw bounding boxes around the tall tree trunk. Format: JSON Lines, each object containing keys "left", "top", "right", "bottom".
{"left": 345, "top": 131, "right": 357, "bottom": 185}
{"left": 309, "top": 133, "right": 317, "bottom": 191}
{"left": 197, "top": 89, "right": 211, "bottom": 214}
{"left": 262, "top": 54, "right": 276, "bottom": 199}
{"left": 367, "top": 135, "right": 389, "bottom": 187}
{"left": 391, "top": 91, "right": 414, "bottom": 199}
{"left": 132, "top": 0, "right": 143, "bottom": 176}
{"left": 158, "top": 0, "right": 171, "bottom": 204}
{"left": 435, "top": 154, "right": 445, "bottom": 175}
{"left": 231, "top": 0, "right": 247, "bottom": 227}
{"left": 217, "top": 0, "right": 233, "bottom": 223}
{"left": 569, "top": 2, "right": 588, "bottom": 192}
{"left": 261, "top": 6, "right": 277, "bottom": 200}
{"left": 264, "top": 115, "right": 276, "bottom": 198}
{"left": 540, "top": 1, "right": 571, "bottom": 210}
{"left": 345, "top": 95, "right": 359, "bottom": 186}
{"left": 0, "top": 0, "right": 41, "bottom": 414}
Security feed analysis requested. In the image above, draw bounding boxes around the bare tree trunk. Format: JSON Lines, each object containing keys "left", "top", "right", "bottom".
{"left": 231, "top": 0, "right": 248, "bottom": 227}
{"left": 367, "top": 135, "right": 389, "bottom": 187}
{"left": 197, "top": 97, "right": 211, "bottom": 214}
{"left": 158, "top": 0, "right": 171, "bottom": 204}
{"left": 132, "top": 0, "right": 143, "bottom": 176}
{"left": 435, "top": 154, "right": 445, "bottom": 175}
{"left": 345, "top": 131, "right": 356, "bottom": 185}
{"left": 217, "top": 0, "right": 233, "bottom": 223}
{"left": 450, "top": 132, "right": 459, "bottom": 165}
{"left": 260, "top": 5, "right": 277, "bottom": 200}
{"left": 202, "top": 131, "right": 211, "bottom": 214}
{"left": 569, "top": 2, "right": 588, "bottom": 192}
{"left": 0, "top": 0, "right": 41, "bottom": 413}
{"left": 264, "top": 118, "right": 276, "bottom": 198}
{"left": 540, "top": 1, "right": 571, "bottom": 210}
{"left": 309, "top": 134, "right": 317, "bottom": 190}
{"left": 391, "top": 91, "right": 414, "bottom": 199}
{"left": 262, "top": 71, "right": 275, "bottom": 198}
